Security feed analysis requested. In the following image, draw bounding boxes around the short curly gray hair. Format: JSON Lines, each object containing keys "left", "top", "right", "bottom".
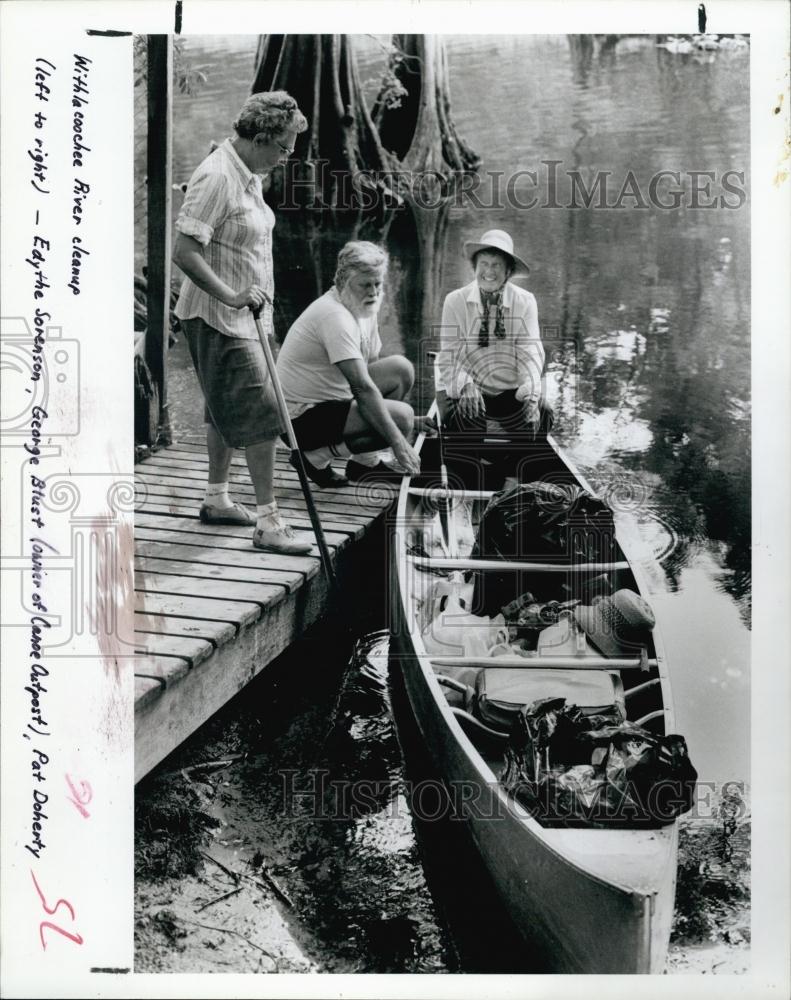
{"left": 334, "top": 242, "right": 389, "bottom": 290}
{"left": 232, "top": 91, "right": 308, "bottom": 141}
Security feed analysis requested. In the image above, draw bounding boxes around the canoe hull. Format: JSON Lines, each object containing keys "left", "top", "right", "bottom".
{"left": 390, "top": 614, "right": 677, "bottom": 974}
{"left": 389, "top": 428, "right": 678, "bottom": 973}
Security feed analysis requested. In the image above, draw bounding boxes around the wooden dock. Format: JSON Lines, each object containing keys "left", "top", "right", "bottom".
{"left": 133, "top": 439, "right": 395, "bottom": 781}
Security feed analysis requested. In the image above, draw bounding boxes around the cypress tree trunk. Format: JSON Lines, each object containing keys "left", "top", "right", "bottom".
{"left": 252, "top": 34, "right": 399, "bottom": 209}
{"left": 372, "top": 35, "right": 480, "bottom": 184}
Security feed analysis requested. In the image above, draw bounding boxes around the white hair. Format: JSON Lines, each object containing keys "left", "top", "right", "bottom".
{"left": 334, "top": 241, "right": 389, "bottom": 290}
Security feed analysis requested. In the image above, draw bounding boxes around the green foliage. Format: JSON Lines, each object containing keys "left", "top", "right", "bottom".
{"left": 376, "top": 67, "right": 409, "bottom": 111}
{"left": 133, "top": 35, "right": 208, "bottom": 95}
{"left": 360, "top": 40, "right": 409, "bottom": 110}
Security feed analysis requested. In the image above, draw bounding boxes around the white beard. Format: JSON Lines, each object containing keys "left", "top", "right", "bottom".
{"left": 338, "top": 283, "right": 382, "bottom": 320}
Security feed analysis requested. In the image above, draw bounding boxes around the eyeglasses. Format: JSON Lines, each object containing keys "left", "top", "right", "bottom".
{"left": 276, "top": 140, "right": 295, "bottom": 156}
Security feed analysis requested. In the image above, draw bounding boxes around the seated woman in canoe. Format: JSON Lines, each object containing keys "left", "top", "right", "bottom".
{"left": 437, "top": 228, "right": 553, "bottom": 451}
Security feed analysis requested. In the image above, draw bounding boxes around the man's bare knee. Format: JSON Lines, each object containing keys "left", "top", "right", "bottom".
{"left": 388, "top": 400, "right": 414, "bottom": 436}
{"left": 391, "top": 355, "right": 415, "bottom": 393}
{"left": 369, "top": 355, "right": 414, "bottom": 398}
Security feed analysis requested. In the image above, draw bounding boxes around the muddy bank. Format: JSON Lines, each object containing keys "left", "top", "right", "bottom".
{"left": 135, "top": 631, "right": 448, "bottom": 974}
{"left": 135, "top": 629, "right": 750, "bottom": 974}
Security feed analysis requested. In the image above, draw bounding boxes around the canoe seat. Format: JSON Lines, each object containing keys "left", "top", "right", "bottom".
{"left": 473, "top": 617, "right": 624, "bottom": 728}
{"left": 475, "top": 667, "right": 624, "bottom": 732}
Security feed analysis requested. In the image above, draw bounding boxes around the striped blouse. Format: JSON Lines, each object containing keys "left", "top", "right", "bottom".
{"left": 174, "top": 138, "right": 274, "bottom": 340}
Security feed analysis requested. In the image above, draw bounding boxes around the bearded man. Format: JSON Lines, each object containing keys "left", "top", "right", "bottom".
{"left": 276, "top": 241, "right": 430, "bottom": 486}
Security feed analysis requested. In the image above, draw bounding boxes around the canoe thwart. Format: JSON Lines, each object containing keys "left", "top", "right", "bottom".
{"left": 408, "top": 487, "right": 496, "bottom": 499}
{"left": 429, "top": 655, "right": 658, "bottom": 670}
{"left": 450, "top": 707, "right": 509, "bottom": 742}
{"left": 410, "top": 556, "right": 631, "bottom": 573}
{"left": 436, "top": 674, "right": 470, "bottom": 694}
{"left": 625, "top": 678, "right": 662, "bottom": 699}
{"left": 634, "top": 709, "right": 668, "bottom": 726}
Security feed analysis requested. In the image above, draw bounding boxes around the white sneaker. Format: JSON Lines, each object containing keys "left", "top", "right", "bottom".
{"left": 253, "top": 514, "right": 313, "bottom": 555}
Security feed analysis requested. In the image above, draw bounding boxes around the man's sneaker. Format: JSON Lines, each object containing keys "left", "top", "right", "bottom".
{"left": 345, "top": 459, "right": 405, "bottom": 484}
{"left": 290, "top": 452, "right": 348, "bottom": 488}
{"left": 253, "top": 518, "right": 313, "bottom": 555}
{"left": 199, "top": 501, "right": 254, "bottom": 526}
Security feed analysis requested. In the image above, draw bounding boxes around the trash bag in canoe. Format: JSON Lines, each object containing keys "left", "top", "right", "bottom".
{"left": 501, "top": 697, "right": 697, "bottom": 827}
{"left": 471, "top": 482, "right": 619, "bottom": 613}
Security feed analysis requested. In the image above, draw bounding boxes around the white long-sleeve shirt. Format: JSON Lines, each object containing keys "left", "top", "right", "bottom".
{"left": 438, "top": 279, "right": 545, "bottom": 405}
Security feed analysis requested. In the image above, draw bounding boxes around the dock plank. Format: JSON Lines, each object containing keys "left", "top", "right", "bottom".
{"left": 135, "top": 511, "right": 352, "bottom": 548}
{"left": 134, "top": 539, "right": 314, "bottom": 587}
{"left": 136, "top": 571, "right": 285, "bottom": 610}
{"left": 135, "top": 499, "right": 369, "bottom": 536}
{"left": 134, "top": 526, "right": 323, "bottom": 563}
{"left": 135, "top": 654, "right": 191, "bottom": 679}
{"left": 135, "top": 632, "right": 214, "bottom": 673}
{"left": 135, "top": 465, "right": 395, "bottom": 503}
{"left": 135, "top": 590, "right": 261, "bottom": 630}
{"left": 135, "top": 556, "right": 304, "bottom": 593}
{"left": 134, "top": 481, "right": 375, "bottom": 520}
{"left": 136, "top": 463, "right": 355, "bottom": 492}
{"left": 135, "top": 675, "right": 165, "bottom": 712}
{"left": 134, "top": 652, "right": 192, "bottom": 687}
{"left": 134, "top": 612, "right": 235, "bottom": 648}
{"left": 138, "top": 456, "right": 398, "bottom": 502}
{"left": 168, "top": 443, "right": 381, "bottom": 474}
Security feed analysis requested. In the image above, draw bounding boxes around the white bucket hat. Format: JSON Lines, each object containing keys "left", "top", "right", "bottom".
{"left": 463, "top": 229, "right": 530, "bottom": 276}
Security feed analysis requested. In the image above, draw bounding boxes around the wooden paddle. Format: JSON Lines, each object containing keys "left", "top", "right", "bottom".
{"left": 250, "top": 301, "right": 338, "bottom": 592}
{"left": 427, "top": 351, "right": 457, "bottom": 559}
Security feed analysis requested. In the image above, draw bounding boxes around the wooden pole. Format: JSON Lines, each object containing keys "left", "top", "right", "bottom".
{"left": 145, "top": 34, "right": 173, "bottom": 447}
{"left": 251, "top": 304, "right": 338, "bottom": 593}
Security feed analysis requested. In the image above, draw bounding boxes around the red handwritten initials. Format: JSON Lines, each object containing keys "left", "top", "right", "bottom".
{"left": 30, "top": 870, "right": 83, "bottom": 950}
{"left": 65, "top": 774, "right": 92, "bottom": 818}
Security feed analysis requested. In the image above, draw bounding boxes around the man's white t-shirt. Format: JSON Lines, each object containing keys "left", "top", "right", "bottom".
{"left": 276, "top": 288, "right": 382, "bottom": 417}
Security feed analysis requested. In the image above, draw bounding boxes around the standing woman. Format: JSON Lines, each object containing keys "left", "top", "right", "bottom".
{"left": 173, "top": 92, "right": 312, "bottom": 554}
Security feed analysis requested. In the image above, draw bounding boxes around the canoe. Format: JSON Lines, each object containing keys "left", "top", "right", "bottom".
{"left": 389, "top": 415, "right": 678, "bottom": 974}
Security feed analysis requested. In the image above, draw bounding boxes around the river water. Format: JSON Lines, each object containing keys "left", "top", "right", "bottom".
{"left": 136, "top": 33, "right": 751, "bottom": 973}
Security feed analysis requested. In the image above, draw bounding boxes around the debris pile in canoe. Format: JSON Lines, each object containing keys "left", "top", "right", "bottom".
{"left": 471, "top": 481, "right": 619, "bottom": 612}
{"left": 500, "top": 697, "right": 698, "bottom": 827}
{"left": 418, "top": 477, "right": 699, "bottom": 829}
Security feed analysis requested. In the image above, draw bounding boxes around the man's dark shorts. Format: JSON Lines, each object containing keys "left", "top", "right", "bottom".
{"left": 183, "top": 316, "right": 282, "bottom": 447}
{"left": 286, "top": 400, "right": 353, "bottom": 451}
